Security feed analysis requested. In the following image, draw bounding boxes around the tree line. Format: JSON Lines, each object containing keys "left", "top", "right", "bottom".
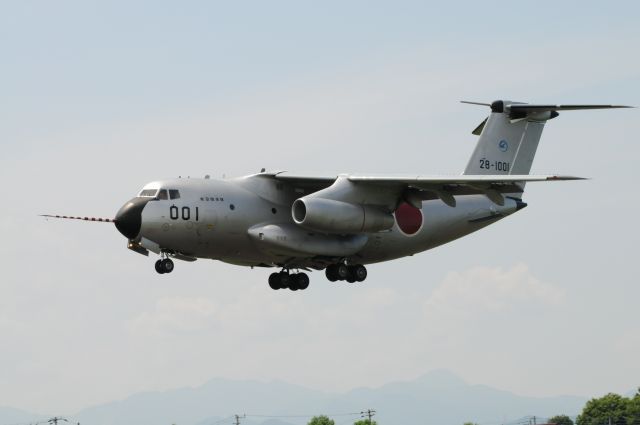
{"left": 307, "top": 417, "right": 376, "bottom": 425}
{"left": 574, "top": 389, "right": 640, "bottom": 425}
{"left": 304, "top": 388, "right": 639, "bottom": 425}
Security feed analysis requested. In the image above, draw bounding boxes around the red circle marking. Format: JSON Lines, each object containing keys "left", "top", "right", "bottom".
{"left": 394, "top": 202, "right": 423, "bottom": 235}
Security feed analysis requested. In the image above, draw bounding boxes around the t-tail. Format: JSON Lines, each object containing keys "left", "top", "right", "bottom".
{"left": 462, "top": 100, "right": 631, "bottom": 192}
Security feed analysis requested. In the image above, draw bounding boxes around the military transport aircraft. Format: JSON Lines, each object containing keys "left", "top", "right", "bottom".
{"left": 43, "top": 100, "right": 630, "bottom": 290}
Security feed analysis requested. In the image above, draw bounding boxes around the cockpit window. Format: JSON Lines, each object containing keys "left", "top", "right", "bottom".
{"left": 157, "top": 189, "right": 168, "bottom": 200}
{"left": 169, "top": 189, "right": 180, "bottom": 200}
{"left": 139, "top": 189, "right": 158, "bottom": 197}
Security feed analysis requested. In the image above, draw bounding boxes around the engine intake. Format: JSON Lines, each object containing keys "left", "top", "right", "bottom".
{"left": 292, "top": 197, "right": 394, "bottom": 234}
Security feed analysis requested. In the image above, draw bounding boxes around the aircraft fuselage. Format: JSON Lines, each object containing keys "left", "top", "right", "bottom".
{"left": 118, "top": 176, "right": 521, "bottom": 270}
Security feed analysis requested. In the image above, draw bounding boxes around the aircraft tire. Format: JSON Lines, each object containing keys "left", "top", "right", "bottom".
{"left": 268, "top": 273, "right": 281, "bottom": 290}
{"left": 325, "top": 265, "right": 338, "bottom": 282}
{"left": 353, "top": 265, "right": 367, "bottom": 282}
{"left": 294, "top": 273, "right": 310, "bottom": 290}
{"left": 278, "top": 272, "right": 291, "bottom": 289}
{"left": 161, "top": 258, "right": 174, "bottom": 273}
{"left": 336, "top": 264, "right": 349, "bottom": 281}
{"left": 289, "top": 276, "right": 299, "bottom": 291}
{"left": 155, "top": 260, "right": 165, "bottom": 274}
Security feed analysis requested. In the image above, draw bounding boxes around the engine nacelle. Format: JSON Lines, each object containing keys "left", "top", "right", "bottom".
{"left": 292, "top": 197, "right": 394, "bottom": 234}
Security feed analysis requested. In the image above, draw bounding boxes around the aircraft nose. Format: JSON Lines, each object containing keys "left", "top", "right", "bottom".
{"left": 114, "top": 198, "right": 150, "bottom": 239}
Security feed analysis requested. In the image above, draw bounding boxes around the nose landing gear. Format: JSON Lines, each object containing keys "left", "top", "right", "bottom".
{"left": 154, "top": 257, "right": 175, "bottom": 274}
{"left": 268, "top": 270, "right": 310, "bottom": 291}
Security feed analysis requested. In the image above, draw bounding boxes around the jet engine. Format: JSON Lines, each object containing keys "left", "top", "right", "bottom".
{"left": 292, "top": 197, "right": 394, "bottom": 234}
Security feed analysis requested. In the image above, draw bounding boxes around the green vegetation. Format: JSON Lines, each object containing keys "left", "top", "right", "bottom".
{"left": 549, "top": 414, "right": 574, "bottom": 425}
{"left": 574, "top": 391, "right": 640, "bottom": 425}
{"left": 307, "top": 415, "right": 336, "bottom": 425}
{"left": 627, "top": 389, "right": 640, "bottom": 425}
{"left": 354, "top": 420, "right": 377, "bottom": 425}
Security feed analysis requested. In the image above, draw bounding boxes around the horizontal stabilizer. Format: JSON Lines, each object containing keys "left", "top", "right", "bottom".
{"left": 462, "top": 100, "right": 633, "bottom": 120}
{"left": 509, "top": 104, "right": 633, "bottom": 112}
{"left": 461, "top": 100, "right": 633, "bottom": 111}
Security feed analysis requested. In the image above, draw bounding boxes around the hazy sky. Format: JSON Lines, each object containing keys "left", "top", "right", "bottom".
{"left": 1, "top": 0, "right": 639, "bottom": 416}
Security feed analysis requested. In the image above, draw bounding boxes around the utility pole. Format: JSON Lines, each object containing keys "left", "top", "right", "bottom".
{"left": 361, "top": 409, "right": 376, "bottom": 425}
{"left": 234, "top": 414, "right": 246, "bottom": 425}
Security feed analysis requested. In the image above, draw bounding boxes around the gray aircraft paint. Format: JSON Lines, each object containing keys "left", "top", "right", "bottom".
{"left": 48, "top": 100, "right": 630, "bottom": 286}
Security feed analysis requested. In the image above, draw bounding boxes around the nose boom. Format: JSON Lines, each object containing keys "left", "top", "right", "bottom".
{"left": 115, "top": 198, "right": 150, "bottom": 239}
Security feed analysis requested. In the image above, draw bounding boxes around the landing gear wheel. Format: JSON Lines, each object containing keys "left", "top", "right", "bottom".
{"left": 352, "top": 264, "right": 367, "bottom": 282}
{"left": 278, "top": 272, "right": 291, "bottom": 289}
{"left": 336, "top": 264, "right": 349, "bottom": 281}
{"left": 155, "top": 259, "right": 165, "bottom": 274}
{"left": 268, "top": 273, "right": 281, "bottom": 290}
{"left": 161, "top": 258, "right": 174, "bottom": 273}
{"left": 325, "top": 265, "right": 339, "bottom": 282}
{"left": 293, "top": 273, "right": 310, "bottom": 290}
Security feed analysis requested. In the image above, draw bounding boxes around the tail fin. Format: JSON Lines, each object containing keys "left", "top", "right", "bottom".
{"left": 463, "top": 100, "right": 630, "bottom": 176}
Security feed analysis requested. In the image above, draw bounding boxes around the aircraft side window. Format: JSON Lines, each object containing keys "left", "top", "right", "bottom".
{"left": 157, "top": 189, "right": 168, "bottom": 200}
{"left": 169, "top": 189, "right": 180, "bottom": 200}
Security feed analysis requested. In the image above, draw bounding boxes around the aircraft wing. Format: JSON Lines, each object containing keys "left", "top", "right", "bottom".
{"left": 348, "top": 174, "right": 584, "bottom": 185}
{"left": 265, "top": 172, "right": 585, "bottom": 207}
{"left": 255, "top": 171, "right": 337, "bottom": 193}
{"left": 348, "top": 174, "right": 585, "bottom": 206}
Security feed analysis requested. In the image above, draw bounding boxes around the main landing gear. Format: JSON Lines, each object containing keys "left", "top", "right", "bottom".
{"left": 268, "top": 264, "right": 368, "bottom": 290}
{"left": 325, "top": 264, "right": 367, "bottom": 283}
{"left": 154, "top": 257, "right": 174, "bottom": 274}
{"left": 268, "top": 270, "right": 310, "bottom": 291}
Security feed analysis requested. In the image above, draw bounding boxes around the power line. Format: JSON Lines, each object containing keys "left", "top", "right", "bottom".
{"left": 209, "top": 416, "right": 236, "bottom": 425}
{"left": 233, "top": 414, "right": 246, "bottom": 425}
{"left": 360, "top": 409, "right": 376, "bottom": 424}
{"left": 246, "top": 412, "right": 361, "bottom": 419}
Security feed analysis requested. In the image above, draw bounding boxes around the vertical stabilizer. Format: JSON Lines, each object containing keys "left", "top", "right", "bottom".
{"left": 462, "top": 100, "right": 630, "bottom": 184}
{"left": 464, "top": 100, "right": 550, "bottom": 176}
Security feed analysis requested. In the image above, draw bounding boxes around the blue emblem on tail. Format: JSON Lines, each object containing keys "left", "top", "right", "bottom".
{"left": 498, "top": 139, "right": 508, "bottom": 152}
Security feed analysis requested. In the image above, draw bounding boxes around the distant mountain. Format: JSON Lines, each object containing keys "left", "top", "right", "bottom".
{"left": 0, "top": 406, "right": 44, "bottom": 424}
{"left": 337, "top": 370, "right": 586, "bottom": 425}
{"left": 72, "top": 377, "right": 335, "bottom": 425}
{"left": 6, "top": 371, "right": 590, "bottom": 425}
